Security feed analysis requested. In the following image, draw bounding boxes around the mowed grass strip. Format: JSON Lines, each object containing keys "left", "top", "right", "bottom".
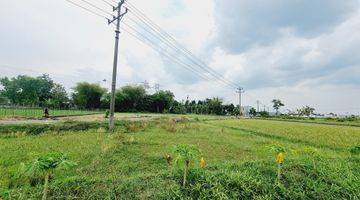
{"left": 0, "top": 117, "right": 359, "bottom": 199}
{"left": 207, "top": 119, "right": 360, "bottom": 151}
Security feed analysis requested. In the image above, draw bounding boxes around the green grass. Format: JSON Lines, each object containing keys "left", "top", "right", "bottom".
{"left": 0, "top": 107, "right": 101, "bottom": 118}
{"left": 259, "top": 117, "right": 360, "bottom": 127}
{"left": 0, "top": 116, "right": 359, "bottom": 199}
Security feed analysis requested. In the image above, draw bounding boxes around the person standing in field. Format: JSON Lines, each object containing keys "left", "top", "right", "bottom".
{"left": 44, "top": 108, "right": 49, "bottom": 118}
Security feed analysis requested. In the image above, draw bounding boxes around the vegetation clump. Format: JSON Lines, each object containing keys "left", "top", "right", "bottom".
{"left": 14, "top": 153, "right": 76, "bottom": 200}
{"left": 173, "top": 144, "right": 200, "bottom": 187}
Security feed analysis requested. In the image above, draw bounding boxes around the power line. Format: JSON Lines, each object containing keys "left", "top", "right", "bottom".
{"left": 123, "top": 2, "right": 240, "bottom": 89}
{"left": 62, "top": 0, "right": 244, "bottom": 93}
{"left": 63, "top": 0, "right": 240, "bottom": 90}
{"left": 64, "top": 0, "right": 109, "bottom": 19}
{"left": 124, "top": 14, "right": 238, "bottom": 89}
{"left": 77, "top": 0, "right": 114, "bottom": 16}
{"left": 122, "top": 21, "right": 234, "bottom": 88}
{"left": 120, "top": 24, "right": 235, "bottom": 90}
{"left": 96, "top": 0, "right": 115, "bottom": 7}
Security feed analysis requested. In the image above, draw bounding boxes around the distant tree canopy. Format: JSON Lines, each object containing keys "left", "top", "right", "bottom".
{"left": 0, "top": 74, "right": 68, "bottom": 108}
{"left": 297, "top": 106, "right": 315, "bottom": 117}
{"left": 249, "top": 107, "right": 257, "bottom": 117}
{"left": 46, "top": 84, "right": 69, "bottom": 109}
{"left": 151, "top": 90, "right": 174, "bottom": 113}
{"left": 0, "top": 74, "right": 242, "bottom": 115}
{"left": 72, "top": 82, "right": 107, "bottom": 109}
{"left": 272, "top": 99, "right": 284, "bottom": 115}
{"left": 114, "top": 85, "right": 147, "bottom": 112}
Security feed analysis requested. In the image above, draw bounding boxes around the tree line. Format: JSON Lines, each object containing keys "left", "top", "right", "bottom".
{"left": 0, "top": 75, "right": 240, "bottom": 115}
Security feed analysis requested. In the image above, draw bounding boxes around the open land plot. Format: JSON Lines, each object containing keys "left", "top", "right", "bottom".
{"left": 0, "top": 116, "right": 359, "bottom": 199}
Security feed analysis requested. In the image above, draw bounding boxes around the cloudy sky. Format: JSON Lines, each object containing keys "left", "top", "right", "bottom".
{"left": 0, "top": 0, "right": 360, "bottom": 114}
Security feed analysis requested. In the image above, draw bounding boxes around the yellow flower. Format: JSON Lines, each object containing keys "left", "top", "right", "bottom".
{"left": 200, "top": 157, "right": 206, "bottom": 168}
{"left": 276, "top": 153, "right": 285, "bottom": 164}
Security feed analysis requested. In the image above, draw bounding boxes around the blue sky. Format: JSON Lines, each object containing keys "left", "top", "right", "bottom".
{"left": 0, "top": 0, "right": 359, "bottom": 114}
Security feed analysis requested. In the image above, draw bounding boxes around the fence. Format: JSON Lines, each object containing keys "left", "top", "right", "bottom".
{"left": 0, "top": 106, "right": 103, "bottom": 118}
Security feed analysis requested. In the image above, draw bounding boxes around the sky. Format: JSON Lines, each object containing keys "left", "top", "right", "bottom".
{"left": 0, "top": 0, "right": 360, "bottom": 115}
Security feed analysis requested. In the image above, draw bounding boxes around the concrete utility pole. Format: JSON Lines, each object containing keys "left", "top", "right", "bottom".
{"left": 237, "top": 87, "right": 245, "bottom": 116}
{"left": 109, "top": 0, "right": 128, "bottom": 131}
{"left": 256, "top": 100, "right": 260, "bottom": 112}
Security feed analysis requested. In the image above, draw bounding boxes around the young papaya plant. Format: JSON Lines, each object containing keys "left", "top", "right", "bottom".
{"left": 271, "top": 145, "right": 286, "bottom": 181}
{"left": 17, "top": 152, "right": 77, "bottom": 200}
{"left": 173, "top": 144, "right": 200, "bottom": 187}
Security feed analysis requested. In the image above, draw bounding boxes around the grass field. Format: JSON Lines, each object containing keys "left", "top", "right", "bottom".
{"left": 260, "top": 117, "right": 360, "bottom": 127}
{"left": 0, "top": 107, "right": 102, "bottom": 118}
{"left": 0, "top": 115, "right": 359, "bottom": 199}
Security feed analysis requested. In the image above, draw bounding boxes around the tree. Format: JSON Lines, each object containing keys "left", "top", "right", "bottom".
{"left": 114, "top": 85, "right": 147, "bottom": 112}
{"left": 45, "top": 84, "right": 69, "bottom": 109}
{"left": 223, "top": 104, "right": 235, "bottom": 115}
{"left": 170, "top": 100, "right": 186, "bottom": 114}
{"left": 258, "top": 111, "right": 270, "bottom": 118}
{"left": 207, "top": 97, "right": 224, "bottom": 115}
{"left": 36, "top": 74, "right": 54, "bottom": 106}
{"left": 272, "top": 99, "right": 284, "bottom": 115}
{"left": 151, "top": 90, "right": 174, "bottom": 113}
{"left": 100, "top": 93, "right": 111, "bottom": 109}
{"left": 72, "top": 82, "right": 107, "bottom": 109}
{"left": 232, "top": 107, "right": 240, "bottom": 116}
{"left": 249, "top": 107, "right": 257, "bottom": 117}
{"left": 0, "top": 75, "right": 54, "bottom": 106}
{"left": 297, "top": 106, "right": 315, "bottom": 117}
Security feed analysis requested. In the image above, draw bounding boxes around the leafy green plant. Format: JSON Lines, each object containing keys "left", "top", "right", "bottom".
{"left": 173, "top": 144, "right": 200, "bottom": 187}
{"left": 17, "top": 152, "right": 77, "bottom": 200}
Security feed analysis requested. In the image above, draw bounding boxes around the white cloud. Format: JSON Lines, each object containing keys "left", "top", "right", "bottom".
{"left": 0, "top": 0, "right": 359, "bottom": 114}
